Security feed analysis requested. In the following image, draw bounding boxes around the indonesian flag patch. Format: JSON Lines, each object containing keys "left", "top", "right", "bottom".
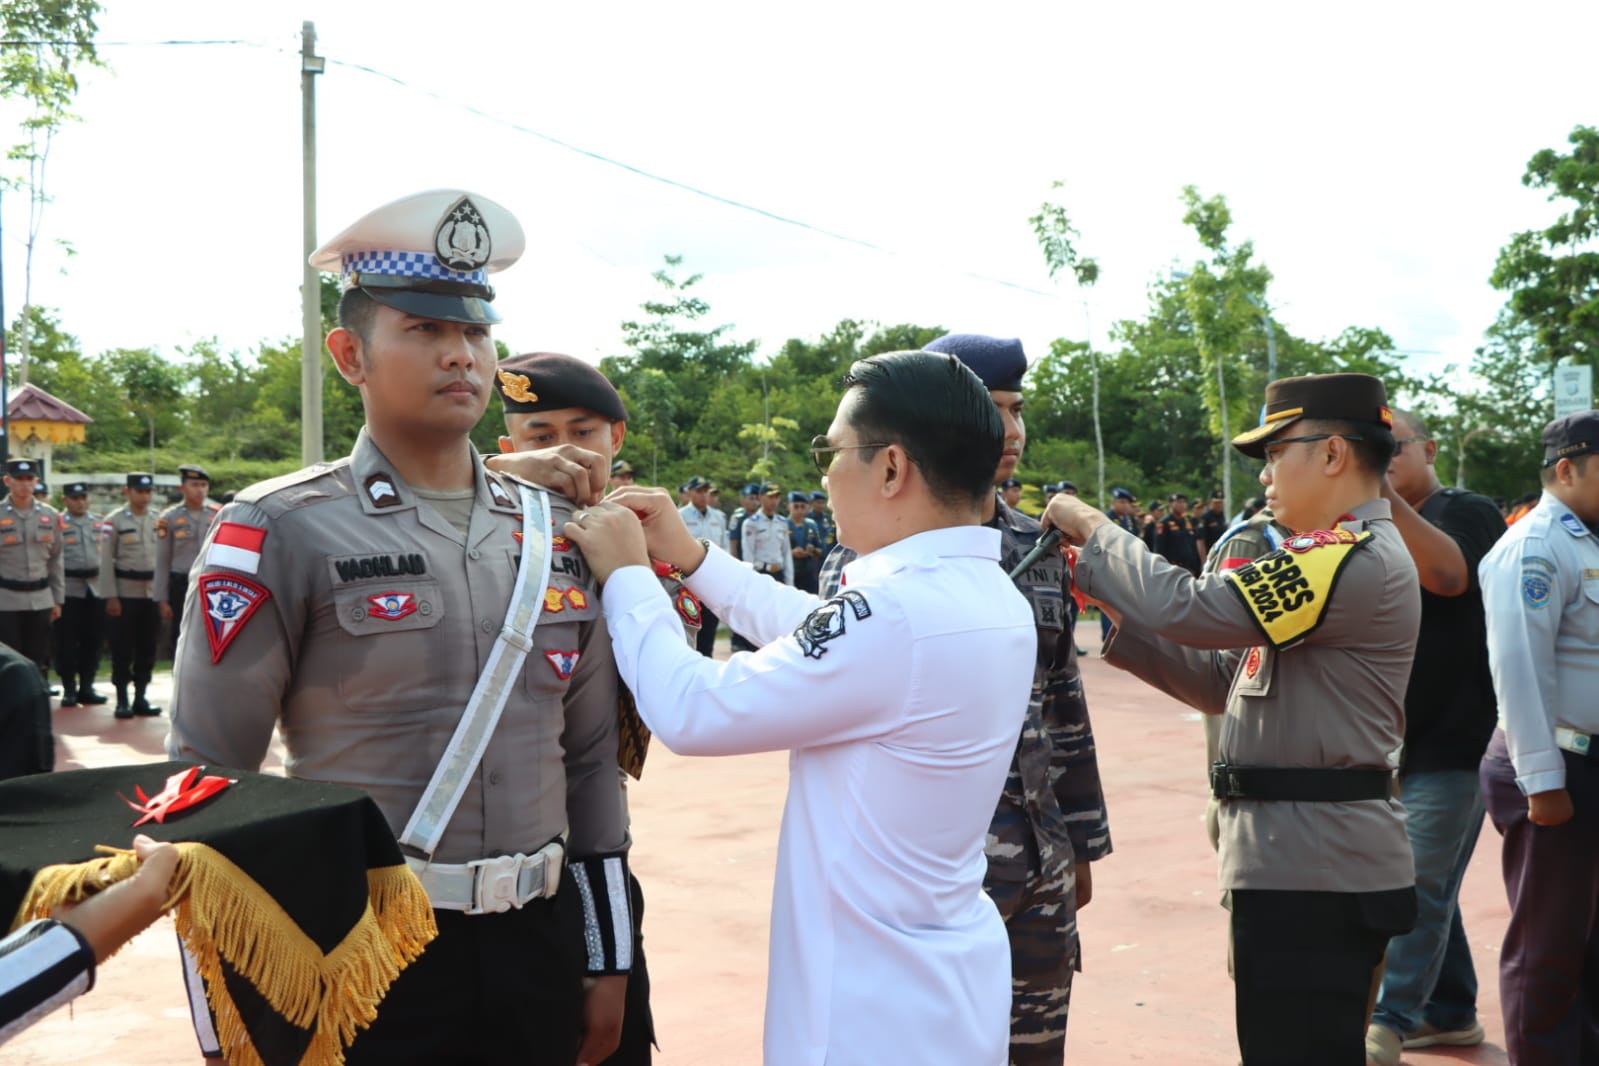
{"left": 198, "top": 573, "right": 270, "bottom": 663}
{"left": 208, "top": 521, "right": 268, "bottom": 575}
{"left": 545, "top": 649, "right": 581, "bottom": 679}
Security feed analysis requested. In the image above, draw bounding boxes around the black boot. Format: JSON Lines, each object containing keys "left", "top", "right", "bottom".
{"left": 59, "top": 678, "right": 78, "bottom": 708}
{"left": 78, "top": 681, "right": 108, "bottom": 705}
{"left": 132, "top": 687, "right": 161, "bottom": 717}
{"left": 114, "top": 687, "right": 134, "bottom": 719}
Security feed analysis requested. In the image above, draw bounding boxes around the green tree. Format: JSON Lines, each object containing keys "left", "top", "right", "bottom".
{"left": 1030, "top": 180, "right": 1105, "bottom": 504}
{"left": 100, "top": 346, "right": 187, "bottom": 466}
{"left": 1, "top": 0, "right": 105, "bottom": 388}
{"left": 1490, "top": 125, "right": 1599, "bottom": 369}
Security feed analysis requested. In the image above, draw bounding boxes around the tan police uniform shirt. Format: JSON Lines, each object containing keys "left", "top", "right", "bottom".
{"left": 1076, "top": 497, "right": 1418, "bottom": 892}
{"left": 166, "top": 428, "right": 628, "bottom": 866}
{"left": 98, "top": 506, "right": 159, "bottom": 601}
{"left": 59, "top": 511, "right": 104, "bottom": 599}
{"left": 152, "top": 500, "right": 223, "bottom": 603}
{"left": 0, "top": 498, "right": 64, "bottom": 611}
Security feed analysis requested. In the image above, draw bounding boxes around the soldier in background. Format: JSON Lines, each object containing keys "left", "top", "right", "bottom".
{"left": 153, "top": 464, "right": 222, "bottom": 658}
{"left": 786, "top": 491, "right": 823, "bottom": 594}
{"left": 809, "top": 490, "right": 836, "bottom": 550}
{"left": 0, "top": 459, "right": 63, "bottom": 690}
{"left": 1196, "top": 490, "right": 1229, "bottom": 561}
{"left": 99, "top": 474, "right": 161, "bottom": 719}
{"left": 53, "top": 482, "right": 108, "bottom": 707}
{"left": 1155, "top": 492, "right": 1202, "bottom": 575}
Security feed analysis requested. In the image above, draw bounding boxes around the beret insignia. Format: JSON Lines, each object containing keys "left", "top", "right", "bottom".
{"left": 497, "top": 369, "right": 538, "bottom": 404}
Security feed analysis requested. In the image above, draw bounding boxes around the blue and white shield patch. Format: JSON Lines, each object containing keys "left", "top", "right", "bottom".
{"left": 1522, "top": 570, "right": 1553, "bottom": 609}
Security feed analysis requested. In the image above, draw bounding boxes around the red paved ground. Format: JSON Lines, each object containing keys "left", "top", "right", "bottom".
{"left": 9, "top": 626, "right": 1513, "bottom": 1064}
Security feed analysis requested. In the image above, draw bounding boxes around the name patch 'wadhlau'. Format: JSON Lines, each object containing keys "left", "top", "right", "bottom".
{"left": 1223, "top": 528, "right": 1372, "bottom": 649}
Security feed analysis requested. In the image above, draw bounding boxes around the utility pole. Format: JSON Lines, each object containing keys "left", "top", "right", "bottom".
{"left": 300, "top": 21, "right": 325, "bottom": 464}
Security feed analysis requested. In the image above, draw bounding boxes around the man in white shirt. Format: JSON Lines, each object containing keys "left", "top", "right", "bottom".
{"left": 565, "top": 349, "right": 1036, "bottom": 1065}
{"left": 679, "top": 475, "right": 728, "bottom": 657}
{"left": 738, "top": 484, "right": 794, "bottom": 586}
{"left": 1478, "top": 410, "right": 1599, "bottom": 1066}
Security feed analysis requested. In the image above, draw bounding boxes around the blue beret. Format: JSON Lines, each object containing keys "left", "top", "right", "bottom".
{"left": 1111, "top": 487, "right": 1135, "bottom": 502}
{"left": 743, "top": 483, "right": 760, "bottom": 496}
{"left": 788, "top": 491, "right": 809, "bottom": 503}
{"left": 999, "top": 478, "right": 1022, "bottom": 489}
{"left": 922, "top": 333, "right": 1027, "bottom": 392}
{"left": 810, "top": 491, "right": 827, "bottom": 501}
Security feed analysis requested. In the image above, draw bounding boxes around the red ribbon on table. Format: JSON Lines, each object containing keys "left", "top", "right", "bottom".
{"left": 120, "top": 766, "right": 235, "bottom": 827}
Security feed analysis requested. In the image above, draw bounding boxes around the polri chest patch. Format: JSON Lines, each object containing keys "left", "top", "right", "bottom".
{"left": 794, "top": 590, "right": 871, "bottom": 660}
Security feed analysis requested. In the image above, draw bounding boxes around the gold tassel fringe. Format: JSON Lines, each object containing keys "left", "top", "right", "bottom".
{"left": 12, "top": 843, "right": 436, "bottom": 1066}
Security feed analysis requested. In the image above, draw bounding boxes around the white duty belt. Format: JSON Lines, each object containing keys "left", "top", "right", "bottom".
{"left": 399, "top": 483, "right": 559, "bottom": 910}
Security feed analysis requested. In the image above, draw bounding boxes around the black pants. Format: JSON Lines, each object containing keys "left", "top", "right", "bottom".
{"left": 0, "top": 607, "right": 54, "bottom": 677}
{"left": 53, "top": 594, "right": 104, "bottom": 692}
{"left": 1230, "top": 887, "right": 1416, "bottom": 1065}
{"left": 167, "top": 572, "right": 189, "bottom": 657}
{"left": 346, "top": 896, "right": 585, "bottom": 1066}
{"left": 612, "top": 873, "right": 656, "bottom": 1064}
{"left": 694, "top": 604, "right": 719, "bottom": 658}
{"left": 110, "top": 597, "right": 159, "bottom": 690}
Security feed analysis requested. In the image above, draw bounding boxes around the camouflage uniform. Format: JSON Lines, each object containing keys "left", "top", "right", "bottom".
{"left": 820, "top": 496, "right": 1113, "bottom": 1062}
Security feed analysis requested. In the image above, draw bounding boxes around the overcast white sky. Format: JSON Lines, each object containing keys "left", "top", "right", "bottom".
{"left": 4, "top": 1, "right": 1596, "bottom": 390}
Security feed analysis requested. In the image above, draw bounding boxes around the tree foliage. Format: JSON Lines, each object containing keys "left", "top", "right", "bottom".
{"left": 1491, "top": 125, "right": 1599, "bottom": 368}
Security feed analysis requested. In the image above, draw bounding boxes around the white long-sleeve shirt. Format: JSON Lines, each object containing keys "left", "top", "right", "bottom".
{"left": 601, "top": 526, "right": 1035, "bottom": 1065}
{"left": 737, "top": 509, "right": 794, "bottom": 585}
{"left": 1479, "top": 491, "right": 1599, "bottom": 794}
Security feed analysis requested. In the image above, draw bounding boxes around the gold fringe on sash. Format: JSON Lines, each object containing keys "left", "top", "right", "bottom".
{"left": 12, "top": 843, "right": 437, "bottom": 1066}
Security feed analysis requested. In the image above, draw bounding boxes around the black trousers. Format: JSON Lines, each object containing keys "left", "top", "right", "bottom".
{"left": 109, "top": 597, "right": 159, "bottom": 690}
{"left": 0, "top": 607, "right": 54, "bottom": 676}
{"left": 1230, "top": 887, "right": 1415, "bottom": 1065}
{"left": 167, "top": 572, "right": 189, "bottom": 657}
{"left": 53, "top": 594, "right": 104, "bottom": 691}
{"left": 346, "top": 895, "right": 585, "bottom": 1066}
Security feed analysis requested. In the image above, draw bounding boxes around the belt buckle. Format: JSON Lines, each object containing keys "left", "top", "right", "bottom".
{"left": 467, "top": 853, "right": 528, "bottom": 915}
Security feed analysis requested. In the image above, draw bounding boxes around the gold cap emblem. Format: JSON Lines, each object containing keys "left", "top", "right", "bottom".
{"left": 497, "top": 369, "right": 538, "bottom": 404}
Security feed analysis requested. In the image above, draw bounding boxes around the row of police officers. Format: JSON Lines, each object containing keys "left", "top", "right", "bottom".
{"left": 0, "top": 463, "right": 220, "bottom": 716}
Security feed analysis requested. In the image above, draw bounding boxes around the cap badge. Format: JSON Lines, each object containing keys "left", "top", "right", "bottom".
{"left": 435, "top": 195, "right": 492, "bottom": 272}
{"left": 497, "top": 369, "right": 538, "bottom": 404}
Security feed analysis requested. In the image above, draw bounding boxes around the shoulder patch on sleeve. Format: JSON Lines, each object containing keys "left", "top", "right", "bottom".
{"left": 197, "top": 573, "right": 271, "bottom": 662}
{"left": 1223, "top": 529, "right": 1372, "bottom": 649}
{"left": 793, "top": 590, "right": 871, "bottom": 659}
{"left": 1521, "top": 567, "right": 1554, "bottom": 609}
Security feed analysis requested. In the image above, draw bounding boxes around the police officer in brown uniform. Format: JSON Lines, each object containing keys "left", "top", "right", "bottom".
{"left": 167, "top": 190, "right": 634, "bottom": 1066}
{"left": 1043, "top": 373, "right": 1419, "bottom": 1066}
{"left": 153, "top": 463, "right": 222, "bottom": 657}
{"left": 53, "top": 481, "right": 109, "bottom": 707}
{"left": 494, "top": 350, "right": 711, "bottom": 1064}
{"left": 0, "top": 458, "right": 64, "bottom": 683}
{"left": 99, "top": 473, "right": 161, "bottom": 718}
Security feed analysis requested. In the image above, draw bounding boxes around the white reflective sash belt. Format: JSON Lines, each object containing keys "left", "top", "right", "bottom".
{"left": 1555, "top": 726, "right": 1594, "bottom": 757}
{"left": 400, "top": 483, "right": 554, "bottom": 856}
{"left": 406, "top": 839, "right": 565, "bottom": 914}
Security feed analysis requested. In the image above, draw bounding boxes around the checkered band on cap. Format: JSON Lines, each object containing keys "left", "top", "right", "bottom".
{"left": 342, "top": 251, "right": 488, "bottom": 288}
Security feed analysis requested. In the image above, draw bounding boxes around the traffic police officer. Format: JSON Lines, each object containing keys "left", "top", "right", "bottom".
{"left": 99, "top": 473, "right": 161, "bottom": 718}
{"left": 1045, "top": 373, "right": 1418, "bottom": 1066}
{"left": 167, "top": 191, "right": 634, "bottom": 1065}
{"left": 1478, "top": 410, "right": 1599, "bottom": 1066}
{"left": 153, "top": 464, "right": 222, "bottom": 656}
{"left": 821, "top": 333, "right": 1114, "bottom": 1062}
{"left": 53, "top": 481, "right": 108, "bottom": 707}
{"left": 0, "top": 459, "right": 63, "bottom": 684}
